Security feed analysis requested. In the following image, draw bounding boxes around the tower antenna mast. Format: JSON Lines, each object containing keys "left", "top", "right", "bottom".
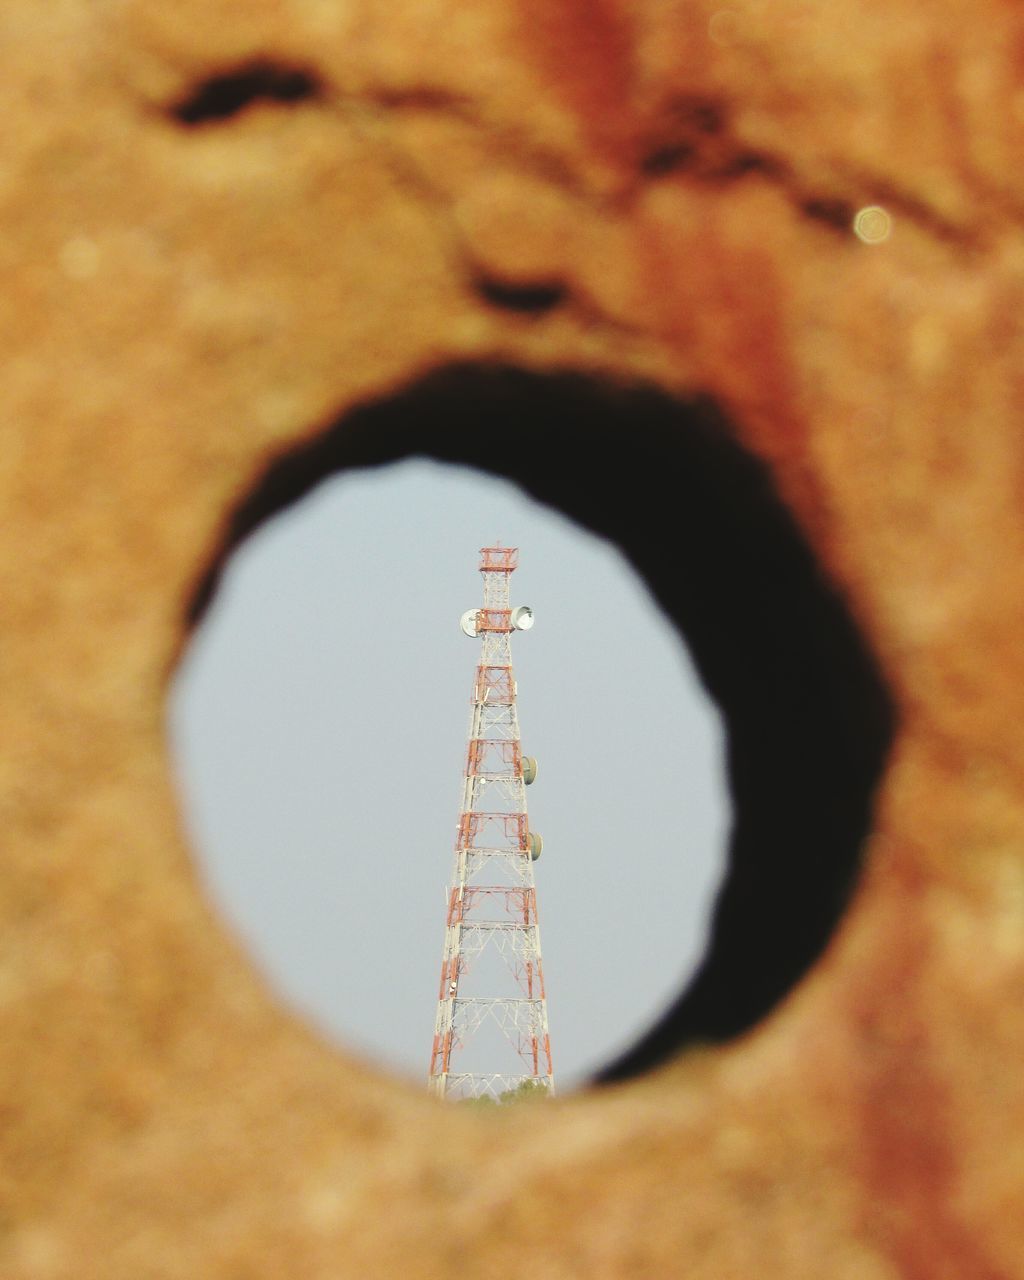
{"left": 428, "top": 546, "right": 554, "bottom": 1102}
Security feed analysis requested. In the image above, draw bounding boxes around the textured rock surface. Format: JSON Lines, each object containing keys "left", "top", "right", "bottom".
{"left": 3, "top": 1, "right": 1024, "bottom": 1276}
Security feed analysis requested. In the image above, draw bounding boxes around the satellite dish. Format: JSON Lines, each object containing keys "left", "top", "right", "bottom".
{"left": 510, "top": 605, "right": 534, "bottom": 631}
{"left": 460, "top": 609, "right": 479, "bottom": 637}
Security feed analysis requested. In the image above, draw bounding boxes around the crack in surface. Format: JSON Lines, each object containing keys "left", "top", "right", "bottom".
{"left": 168, "top": 59, "right": 322, "bottom": 125}
{"left": 304, "top": 89, "right": 641, "bottom": 330}
{"left": 471, "top": 277, "right": 569, "bottom": 315}
{"left": 162, "top": 59, "right": 986, "bottom": 301}
{"left": 636, "top": 93, "right": 981, "bottom": 248}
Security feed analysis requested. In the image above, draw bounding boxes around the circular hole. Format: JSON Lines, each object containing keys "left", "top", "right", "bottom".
{"left": 170, "top": 363, "right": 894, "bottom": 1090}
{"left": 169, "top": 458, "right": 730, "bottom": 1090}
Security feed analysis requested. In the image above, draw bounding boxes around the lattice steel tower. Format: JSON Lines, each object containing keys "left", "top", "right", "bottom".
{"left": 428, "top": 546, "right": 554, "bottom": 1102}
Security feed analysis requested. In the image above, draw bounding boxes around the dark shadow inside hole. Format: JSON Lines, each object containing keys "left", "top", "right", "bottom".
{"left": 186, "top": 363, "right": 894, "bottom": 1082}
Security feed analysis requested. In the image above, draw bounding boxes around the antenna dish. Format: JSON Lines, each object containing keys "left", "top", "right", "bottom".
{"left": 511, "top": 605, "right": 534, "bottom": 631}
{"left": 460, "top": 609, "right": 479, "bottom": 637}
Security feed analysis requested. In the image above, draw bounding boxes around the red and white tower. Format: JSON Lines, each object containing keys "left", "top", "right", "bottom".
{"left": 428, "top": 546, "right": 554, "bottom": 1102}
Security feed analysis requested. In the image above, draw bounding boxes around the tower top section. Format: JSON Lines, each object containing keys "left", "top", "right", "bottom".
{"left": 461, "top": 546, "right": 532, "bottom": 635}
{"left": 479, "top": 546, "right": 518, "bottom": 573}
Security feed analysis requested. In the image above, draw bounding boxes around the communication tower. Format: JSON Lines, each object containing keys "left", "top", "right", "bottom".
{"left": 428, "top": 546, "right": 554, "bottom": 1102}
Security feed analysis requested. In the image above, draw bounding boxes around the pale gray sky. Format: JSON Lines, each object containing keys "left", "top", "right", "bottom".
{"left": 169, "top": 459, "right": 730, "bottom": 1090}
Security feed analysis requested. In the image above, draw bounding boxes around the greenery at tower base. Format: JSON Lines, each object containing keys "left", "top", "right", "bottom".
{"left": 462, "top": 1080, "right": 550, "bottom": 1107}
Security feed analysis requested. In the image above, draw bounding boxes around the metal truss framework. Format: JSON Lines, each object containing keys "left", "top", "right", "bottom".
{"left": 428, "top": 546, "right": 555, "bottom": 1102}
